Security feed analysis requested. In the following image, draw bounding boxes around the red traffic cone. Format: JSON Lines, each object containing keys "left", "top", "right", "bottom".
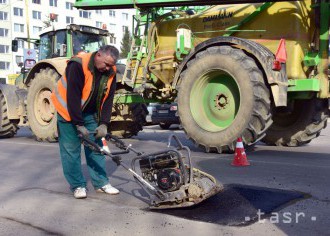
{"left": 231, "top": 137, "right": 250, "bottom": 167}
{"left": 101, "top": 137, "right": 111, "bottom": 153}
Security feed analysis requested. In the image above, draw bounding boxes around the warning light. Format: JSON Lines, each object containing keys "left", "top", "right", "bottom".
{"left": 272, "top": 60, "right": 282, "bottom": 71}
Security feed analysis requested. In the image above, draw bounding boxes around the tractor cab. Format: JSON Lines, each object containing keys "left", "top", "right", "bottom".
{"left": 38, "top": 24, "right": 111, "bottom": 59}
{"left": 11, "top": 24, "right": 111, "bottom": 89}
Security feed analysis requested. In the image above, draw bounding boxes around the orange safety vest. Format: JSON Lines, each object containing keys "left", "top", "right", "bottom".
{"left": 51, "top": 52, "right": 116, "bottom": 122}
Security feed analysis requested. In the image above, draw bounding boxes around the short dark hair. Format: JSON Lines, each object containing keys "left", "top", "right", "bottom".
{"left": 99, "top": 45, "right": 119, "bottom": 63}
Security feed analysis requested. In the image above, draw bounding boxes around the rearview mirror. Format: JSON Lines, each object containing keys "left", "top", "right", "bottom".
{"left": 12, "top": 40, "right": 18, "bottom": 52}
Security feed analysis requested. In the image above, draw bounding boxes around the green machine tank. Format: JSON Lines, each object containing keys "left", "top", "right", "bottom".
{"left": 74, "top": 0, "right": 329, "bottom": 152}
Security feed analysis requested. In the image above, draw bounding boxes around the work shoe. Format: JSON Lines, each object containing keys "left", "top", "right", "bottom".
{"left": 73, "top": 187, "right": 87, "bottom": 199}
{"left": 96, "top": 183, "right": 119, "bottom": 195}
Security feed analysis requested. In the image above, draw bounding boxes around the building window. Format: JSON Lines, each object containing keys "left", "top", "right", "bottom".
{"left": 96, "top": 21, "right": 102, "bottom": 28}
{"left": 33, "top": 26, "right": 42, "bottom": 34}
{"left": 122, "top": 26, "right": 128, "bottom": 33}
{"left": 109, "top": 10, "right": 115, "bottom": 17}
{"left": 14, "top": 23, "right": 24, "bottom": 33}
{"left": 95, "top": 10, "right": 102, "bottom": 15}
{"left": 32, "top": 10, "right": 41, "bottom": 20}
{"left": 122, "top": 13, "right": 128, "bottom": 21}
{"left": 0, "top": 11, "right": 8, "bottom": 20}
{"left": 49, "top": 0, "right": 57, "bottom": 7}
{"left": 109, "top": 23, "right": 116, "bottom": 32}
{"left": 0, "top": 0, "right": 7, "bottom": 4}
{"left": 66, "top": 2, "right": 73, "bottom": 10}
{"left": 15, "top": 55, "right": 23, "bottom": 65}
{"left": 79, "top": 10, "right": 91, "bottom": 19}
{"left": 0, "top": 28, "right": 8, "bottom": 37}
{"left": 0, "top": 45, "right": 9, "bottom": 53}
{"left": 32, "top": 0, "right": 41, "bottom": 4}
{"left": 0, "top": 61, "right": 10, "bottom": 70}
{"left": 13, "top": 7, "right": 23, "bottom": 17}
{"left": 110, "top": 37, "right": 116, "bottom": 44}
{"left": 66, "top": 16, "right": 73, "bottom": 24}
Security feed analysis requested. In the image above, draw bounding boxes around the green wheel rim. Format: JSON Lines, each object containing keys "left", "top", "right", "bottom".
{"left": 190, "top": 69, "right": 240, "bottom": 132}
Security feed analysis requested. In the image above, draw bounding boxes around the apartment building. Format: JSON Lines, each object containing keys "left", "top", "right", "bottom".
{"left": 0, "top": 0, "right": 135, "bottom": 83}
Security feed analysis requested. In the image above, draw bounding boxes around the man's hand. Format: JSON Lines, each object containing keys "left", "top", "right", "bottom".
{"left": 95, "top": 124, "right": 108, "bottom": 139}
{"left": 76, "top": 125, "right": 89, "bottom": 138}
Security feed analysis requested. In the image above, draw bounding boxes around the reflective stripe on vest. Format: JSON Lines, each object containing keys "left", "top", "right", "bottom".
{"left": 54, "top": 78, "right": 85, "bottom": 109}
{"left": 51, "top": 53, "right": 115, "bottom": 121}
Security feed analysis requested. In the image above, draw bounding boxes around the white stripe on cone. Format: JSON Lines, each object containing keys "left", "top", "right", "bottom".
{"left": 236, "top": 141, "right": 244, "bottom": 148}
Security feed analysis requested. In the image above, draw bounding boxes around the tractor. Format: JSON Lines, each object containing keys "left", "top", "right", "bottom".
{"left": 0, "top": 24, "right": 147, "bottom": 141}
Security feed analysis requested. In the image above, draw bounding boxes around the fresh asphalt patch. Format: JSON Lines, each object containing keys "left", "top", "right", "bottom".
{"left": 151, "top": 184, "right": 308, "bottom": 226}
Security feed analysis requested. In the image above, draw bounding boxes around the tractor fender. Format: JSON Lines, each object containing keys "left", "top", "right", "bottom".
{"left": 173, "top": 36, "right": 288, "bottom": 107}
{"left": 24, "top": 57, "right": 68, "bottom": 86}
{"left": 0, "top": 84, "right": 20, "bottom": 119}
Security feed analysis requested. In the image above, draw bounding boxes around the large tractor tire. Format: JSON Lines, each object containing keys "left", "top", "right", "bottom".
{"left": 0, "top": 91, "right": 18, "bottom": 138}
{"left": 26, "top": 68, "right": 59, "bottom": 142}
{"left": 177, "top": 46, "right": 272, "bottom": 153}
{"left": 110, "top": 102, "right": 147, "bottom": 138}
{"left": 262, "top": 99, "right": 328, "bottom": 146}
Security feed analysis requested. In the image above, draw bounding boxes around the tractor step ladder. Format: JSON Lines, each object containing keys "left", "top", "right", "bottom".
{"left": 121, "top": 35, "right": 146, "bottom": 85}
{"left": 121, "top": 14, "right": 148, "bottom": 86}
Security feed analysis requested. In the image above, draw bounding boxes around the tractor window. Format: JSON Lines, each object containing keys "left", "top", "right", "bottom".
{"left": 54, "top": 30, "right": 67, "bottom": 57}
{"left": 72, "top": 31, "right": 107, "bottom": 56}
{"left": 39, "top": 34, "right": 52, "bottom": 60}
{"left": 39, "top": 30, "right": 67, "bottom": 59}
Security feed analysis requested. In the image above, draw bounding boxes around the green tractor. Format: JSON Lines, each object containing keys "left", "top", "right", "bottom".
{"left": 0, "top": 24, "right": 147, "bottom": 141}
{"left": 74, "top": 0, "right": 329, "bottom": 152}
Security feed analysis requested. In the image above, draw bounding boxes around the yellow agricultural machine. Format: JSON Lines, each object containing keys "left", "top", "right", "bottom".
{"left": 74, "top": 0, "right": 329, "bottom": 152}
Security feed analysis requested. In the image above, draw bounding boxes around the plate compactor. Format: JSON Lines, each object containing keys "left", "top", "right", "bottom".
{"left": 80, "top": 133, "right": 223, "bottom": 209}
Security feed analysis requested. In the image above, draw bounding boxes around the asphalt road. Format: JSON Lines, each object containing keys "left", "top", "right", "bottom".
{"left": 0, "top": 124, "right": 329, "bottom": 236}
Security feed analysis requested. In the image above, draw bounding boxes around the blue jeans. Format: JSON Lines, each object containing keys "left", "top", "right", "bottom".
{"left": 57, "top": 113, "right": 109, "bottom": 191}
